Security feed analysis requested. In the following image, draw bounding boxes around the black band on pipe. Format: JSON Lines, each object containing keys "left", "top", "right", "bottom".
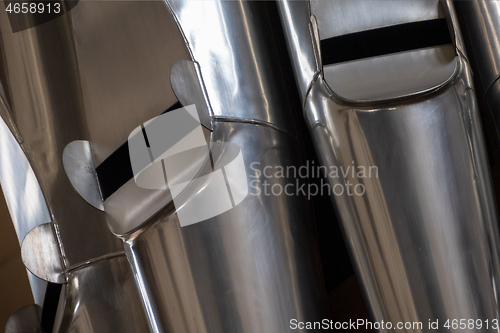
{"left": 40, "top": 282, "right": 62, "bottom": 333}
{"left": 96, "top": 101, "right": 182, "bottom": 200}
{"left": 320, "top": 18, "right": 453, "bottom": 65}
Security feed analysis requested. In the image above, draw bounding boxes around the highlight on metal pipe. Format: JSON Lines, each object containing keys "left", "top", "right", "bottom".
{"left": 1, "top": 1, "right": 500, "bottom": 333}
{"left": 278, "top": 0, "right": 500, "bottom": 331}
{"left": 454, "top": 0, "right": 500, "bottom": 142}
{"left": 0, "top": 1, "right": 327, "bottom": 332}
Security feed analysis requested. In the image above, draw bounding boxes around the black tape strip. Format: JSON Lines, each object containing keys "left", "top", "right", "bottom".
{"left": 320, "top": 18, "right": 453, "bottom": 65}
{"left": 141, "top": 126, "right": 151, "bottom": 147}
{"left": 96, "top": 101, "right": 182, "bottom": 200}
{"left": 40, "top": 282, "right": 62, "bottom": 333}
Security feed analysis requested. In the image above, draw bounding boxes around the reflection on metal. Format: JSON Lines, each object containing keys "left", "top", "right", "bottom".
{"left": 278, "top": 0, "right": 318, "bottom": 105}
{"left": 280, "top": 0, "right": 500, "bottom": 331}
{"left": 53, "top": 255, "right": 149, "bottom": 333}
{"left": 125, "top": 122, "right": 325, "bottom": 333}
{"left": 21, "top": 223, "right": 65, "bottom": 284}
{"left": 312, "top": 0, "right": 442, "bottom": 38}
{"left": 322, "top": 46, "right": 457, "bottom": 101}
{"left": 0, "top": 0, "right": 154, "bottom": 331}
{"left": 26, "top": 273, "right": 48, "bottom": 307}
{"left": 0, "top": 4, "right": 123, "bottom": 267}
{"left": 68, "top": 0, "right": 193, "bottom": 235}
{"left": 454, "top": 1, "right": 500, "bottom": 140}
{"left": 127, "top": 103, "right": 248, "bottom": 227}
{"left": 311, "top": 0, "right": 457, "bottom": 102}
{"left": 119, "top": 1, "right": 327, "bottom": 332}
{"left": 0, "top": 1, "right": 328, "bottom": 331}
{"left": 0, "top": 105, "right": 50, "bottom": 305}
{"left": 63, "top": 140, "right": 104, "bottom": 211}
{"left": 5, "top": 304, "right": 41, "bottom": 333}
{"left": 171, "top": 141, "right": 248, "bottom": 227}
{"left": 165, "top": 0, "right": 294, "bottom": 130}
{"left": 128, "top": 104, "right": 208, "bottom": 192}
{"left": 6, "top": 0, "right": 499, "bottom": 331}
{"left": 0, "top": 106, "right": 51, "bottom": 248}
{"left": 104, "top": 177, "right": 174, "bottom": 235}
{"left": 170, "top": 60, "right": 213, "bottom": 130}
{"left": 70, "top": 0, "right": 190, "bottom": 166}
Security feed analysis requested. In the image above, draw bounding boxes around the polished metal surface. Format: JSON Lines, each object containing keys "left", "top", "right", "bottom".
{"left": 63, "top": 140, "right": 104, "bottom": 211}
{"left": 5, "top": 304, "right": 41, "bottom": 333}
{"left": 3, "top": 2, "right": 327, "bottom": 332}
{"left": 454, "top": 0, "right": 500, "bottom": 98}
{"left": 311, "top": 0, "right": 442, "bottom": 39}
{"left": 0, "top": 7, "right": 123, "bottom": 267}
{"left": 104, "top": 177, "right": 173, "bottom": 235}
{"left": 311, "top": 0, "right": 457, "bottom": 102}
{"left": 26, "top": 274, "right": 47, "bottom": 308}
{"left": 114, "top": 1, "right": 328, "bottom": 332}
{"left": 305, "top": 65, "right": 500, "bottom": 330}
{"left": 277, "top": 0, "right": 318, "bottom": 106}
{"left": 68, "top": 0, "right": 193, "bottom": 234}
{"left": 279, "top": 0, "right": 500, "bottom": 331}
{"left": 454, "top": 0, "right": 500, "bottom": 140}
{"left": 170, "top": 60, "right": 213, "bottom": 130}
{"left": 0, "top": 102, "right": 49, "bottom": 305}
{"left": 125, "top": 120, "right": 325, "bottom": 333}
{"left": 6, "top": 0, "right": 497, "bottom": 332}
{"left": 21, "top": 223, "right": 65, "bottom": 284}
{"left": 0, "top": 103, "right": 51, "bottom": 250}
{"left": 322, "top": 46, "right": 457, "bottom": 101}
{"left": 70, "top": 0, "right": 190, "bottom": 166}
{"left": 0, "top": 1, "right": 155, "bottom": 331}
{"left": 52, "top": 255, "right": 149, "bottom": 333}
{"left": 165, "top": 0, "right": 294, "bottom": 130}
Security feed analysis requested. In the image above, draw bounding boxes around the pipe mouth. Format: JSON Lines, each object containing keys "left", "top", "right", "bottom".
{"left": 311, "top": 0, "right": 458, "bottom": 102}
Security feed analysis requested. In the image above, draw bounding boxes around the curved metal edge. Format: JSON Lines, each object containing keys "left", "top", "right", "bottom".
{"left": 164, "top": 0, "right": 295, "bottom": 132}
{"left": 170, "top": 59, "right": 213, "bottom": 130}
{"left": 123, "top": 120, "right": 327, "bottom": 333}
{"left": 0, "top": 104, "right": 52, "bottom": 244}
{"left": 277, "top": 0, "right": 317, "bottom": 105}
{"left": 279, "top": 0, "right": 464, "bottom": 106}
{"left": 53, "top": 254, "right": 150, "bottom": 333}
{"left": 315, "top": 2, "right": 460, "bottom": 105}
{"left": 0, "top": 105, "right": 55, "bottom": 304}
{"left": 21, "top": 223, "right": 66, "bottom": 284}
{"left": 303, "top": 44, "right": 500, "bottom": 325}
{"left": 5, "top": 304, "right": 42, "bottom": 333}
{"left": 62, "top": 140, "right": 104, "bottom": 211}
{"left": 26, "top": 273, "right": 48, "bottom": 307}
{"left": 305, "top": 57, "right": 472, "bottom": 128}
{"left": 452, "top": 0, "right": 500, "bottom": 104}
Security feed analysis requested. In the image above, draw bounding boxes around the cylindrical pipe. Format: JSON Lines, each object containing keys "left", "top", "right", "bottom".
{"left": 119, "top": 1, "right": 328, "bottom": 332}
{"left": 454, "top": 0, "right": 500, "bottom": 141}
{"left": 279, "top": 0, "right": 500, "bottom": 331}
{"left": 0, "top": 4, "right": 150, "bottom": 332}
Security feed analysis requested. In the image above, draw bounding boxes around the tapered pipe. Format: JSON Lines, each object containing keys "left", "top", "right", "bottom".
{"left": 118, "top": 1, "right": 327, "bottom": 332}
{"left": 454, "top": 0, "right": 500, "bottom": 141}
{"left": 0, "top": 4, "right": 151, "bottom": 332}
{"left": 279, "top": 0, "right": 500, "bottom": 331}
